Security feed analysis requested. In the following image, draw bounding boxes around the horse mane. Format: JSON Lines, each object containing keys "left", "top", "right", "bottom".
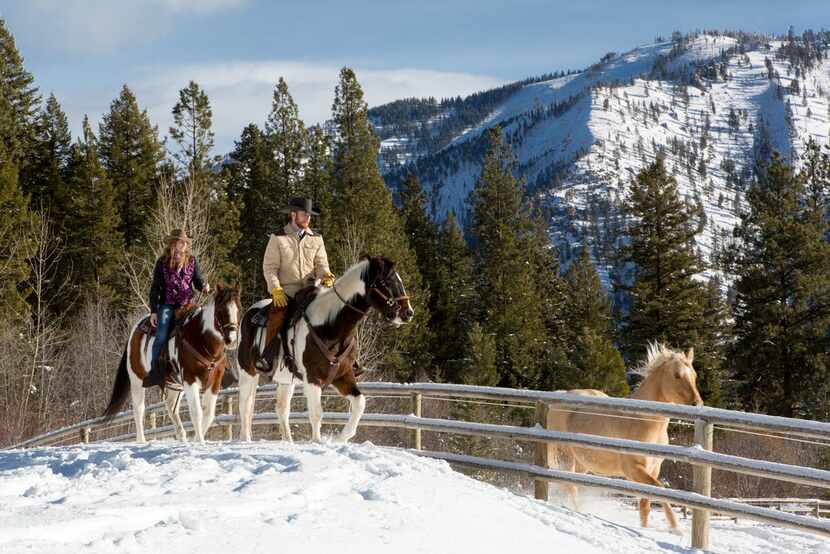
{"left": 631, "top": 342, "right": 678, "bottom": 379}
{"left": 310, "top": 259, "right": 370, "bottom": 326}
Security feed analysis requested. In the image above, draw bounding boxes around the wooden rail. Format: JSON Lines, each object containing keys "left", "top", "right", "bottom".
{"left": 11, "top": 382, "right": 830, "bottom": 550}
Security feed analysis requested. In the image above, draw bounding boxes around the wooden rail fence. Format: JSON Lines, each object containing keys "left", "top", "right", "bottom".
{"left": 11, "top": 382, "right": 830, "bottom": 550}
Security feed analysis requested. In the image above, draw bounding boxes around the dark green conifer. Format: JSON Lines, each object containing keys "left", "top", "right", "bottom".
{"left": 98, "top": 85, "right": 164, "bottom": 252}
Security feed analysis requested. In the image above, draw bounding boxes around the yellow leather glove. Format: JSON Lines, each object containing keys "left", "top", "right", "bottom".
{"left": 271, "top": 287, "right": 288, "bottom": 308}
{"left": 321, "top": 272, "right": 335, "bottom": 288}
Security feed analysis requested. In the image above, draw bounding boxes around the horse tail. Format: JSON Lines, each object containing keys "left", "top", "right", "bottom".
{"left": 103, "top": 348, "right": 130, "bottom": 420}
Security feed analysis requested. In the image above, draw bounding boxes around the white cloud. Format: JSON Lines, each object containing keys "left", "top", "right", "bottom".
{"left": 7, "top": 0, "right": 249, "bottom": 53}
{"left": 72, "top": 61, "right": 505, "bottom": 153}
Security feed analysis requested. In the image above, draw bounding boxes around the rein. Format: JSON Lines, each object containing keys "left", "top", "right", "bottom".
{"left": 292, "top": 271, "right": 409, "bottom": 387}
{"left": 302, "top": 310, "right": 357, "bottom": 387}
{"left": 176, "top": 306, "right": 232, "bottom": 390}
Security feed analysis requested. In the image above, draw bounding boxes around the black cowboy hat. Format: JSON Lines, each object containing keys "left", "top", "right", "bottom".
{"left": 283, "top": 197, "right": 319, "bottom": 216}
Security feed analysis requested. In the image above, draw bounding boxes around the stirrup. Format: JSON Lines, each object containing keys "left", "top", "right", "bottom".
{"left": 254, "top": 356, "right": 272, "bottom": 371}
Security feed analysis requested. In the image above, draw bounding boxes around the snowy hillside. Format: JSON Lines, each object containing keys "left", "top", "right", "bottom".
{"left": 376, "top": 31, "right": 830, "bottom": 272}
{"left": 1, "top": 441, "right": 827, "bottom": 553}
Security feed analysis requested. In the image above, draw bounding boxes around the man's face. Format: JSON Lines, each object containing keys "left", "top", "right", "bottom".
{"left": 292, "top": 210, "right": 311, "bottom": 229}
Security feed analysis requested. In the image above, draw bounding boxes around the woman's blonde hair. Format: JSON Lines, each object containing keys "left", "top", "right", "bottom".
{"left": 164, "top": 239, "right": 191, "bottom": 269}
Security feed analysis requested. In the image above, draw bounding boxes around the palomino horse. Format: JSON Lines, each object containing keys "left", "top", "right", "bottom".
{"left": 103, "top": 284, "right": 241, "bottom": 443}
{"left": 233, "top": 256, "right": 413, "bottom": 443}
{"left": 547, "top": 342, "right": 703, "bottom": 532}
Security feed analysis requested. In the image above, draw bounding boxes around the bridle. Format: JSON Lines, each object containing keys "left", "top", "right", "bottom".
{"left": 213, "top": 295, "right": 240, "bottom": 342}
{"left": 333, "top": 271, "right": 409, "bottom": 318}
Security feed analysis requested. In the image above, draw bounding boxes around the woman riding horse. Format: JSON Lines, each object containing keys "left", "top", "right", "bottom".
{"left": 143, "top": 229, "right": 210, "bottom": 388}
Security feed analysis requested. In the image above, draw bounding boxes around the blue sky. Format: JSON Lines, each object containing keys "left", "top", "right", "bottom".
{"left": 2, "top": 0, "right": 827, "bottom": 152}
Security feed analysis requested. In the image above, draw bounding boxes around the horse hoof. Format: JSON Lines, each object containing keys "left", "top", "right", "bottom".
{"left": 668, "top": 527, "right": 683, "bottom": 536}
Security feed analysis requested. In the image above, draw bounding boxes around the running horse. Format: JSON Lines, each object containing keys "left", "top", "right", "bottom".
{"left": 103, "top": 284, "right": 242, "bottom": 443}
{"left": 234, "top": 256, "right": 413, "bottom": 443}
{"left": 547, "top": 342, "right": 703, "bottom": 532}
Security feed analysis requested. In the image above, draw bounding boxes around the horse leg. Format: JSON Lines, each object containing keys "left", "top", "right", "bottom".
{"left": 639, "top": 498, "right": 652, "bottom": 528}
{"left": 652, "top": 466, "right": 680, "bottom": 532}
{"left": 200, "top": 389, "right": 219, "bottom": 438}
{"left": 164, "top": 391, "right": 187, "bottom": 442}
{"left": 276, "top": 382, "right": 295, "bottom": 443}
{"left": 304, "top": 383, "right": 323, "bottom": 442}
{"left": 627, "top": 464, "right": 678, "bottom": 531}
{"left": 332, "top": 377, "right": 364, "bottom": 443}
{"left": 184, "top": 382, "right": 206, "bottom": 443}
{"left": 559, "top": 447, "right": 581, "bottom": 511}
{"left": 238, "top": 370, "right": 258, "bottom": 442}
{"left": 130, "top": 381, "right": 147, "bottom": 443}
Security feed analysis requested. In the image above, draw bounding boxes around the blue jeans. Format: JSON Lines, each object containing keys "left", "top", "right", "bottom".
{"left": 151, "top": 304, "right": 175, "bottom": 368}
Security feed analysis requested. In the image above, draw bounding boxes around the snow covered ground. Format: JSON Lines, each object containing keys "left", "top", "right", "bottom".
{"left": 0, "top": 441, "right": 827, "bottom": 553}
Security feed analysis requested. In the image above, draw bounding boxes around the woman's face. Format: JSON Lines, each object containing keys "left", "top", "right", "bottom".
{"left": 171, "top": 239, "right": 187, "bottom": 256}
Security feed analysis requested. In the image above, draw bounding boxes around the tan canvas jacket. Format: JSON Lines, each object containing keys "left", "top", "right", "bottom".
{"left": 262, "top": 224, "right": 331, "bottom": 297}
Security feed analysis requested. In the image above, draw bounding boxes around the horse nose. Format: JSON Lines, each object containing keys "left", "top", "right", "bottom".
{"left": 403, "top": 306, "right": 414, "bottom": 321}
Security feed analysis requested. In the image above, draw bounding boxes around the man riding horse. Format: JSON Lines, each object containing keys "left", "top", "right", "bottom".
{"left": 256, "top": 197, "right": 335, "bottom": 370}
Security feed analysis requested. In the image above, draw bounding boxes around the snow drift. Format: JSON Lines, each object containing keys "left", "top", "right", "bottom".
{"left": 0, "top": 441, "right": 826, "bottom": 553}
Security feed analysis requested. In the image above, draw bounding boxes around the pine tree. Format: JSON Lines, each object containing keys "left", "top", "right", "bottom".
{"left": 169, "top": 80, "right": 214, "bottom": 176}
{"left": 328, "top": 67, "right": 429, "bottom": 378}
{"left": 98, "top": 85, "right": 164, "bottom": 251}
{"left": 397, "top": 173, "right": 440, "bottom": 376}
{"left": 729, "top": 150, "right": 830, "bottom": 418}
{"left": 432, "top": 213, "right": 477, "bottom": 383}
{"left": 225, "top": 123, "right": 275, "bottom": 303}
{"left": 468, "top": 126, "right": 546, "bottom": 388}
{"left": 301, "top": 125, "right": 334, "bottom": 237}
{"left": 398, "top": 174, "right": 439, "bottom": 292}
{"left": 0, "top": 154, "right": 31, "bottom": 317}
{"left": 169, "top": 81, "right": 239, "bottom": 283}
{"left": 0, "top": 18, "right": 39, "bottom": 163}
{"left": 265, "top": 77, "right": 306, "bottom": 201}
{"left": 615, "top": 157, "right": 725, "bottom": 404}
{"left": 64, "top": 116, "right": 123, "bottom": 304}
{"left": 527, "top": 212, "right": 570, "bottom": 390}
{"left": 463, "top": 321, "right": 498, "bottom": 386}
{"left": 21, "top": 94, "right": 71, "bottom": 222}
{"left": 555, "top": 244, "right": 628, "bottom": 395}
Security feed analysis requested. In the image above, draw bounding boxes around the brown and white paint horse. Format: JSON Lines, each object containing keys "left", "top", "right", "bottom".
{"left": 233, "top": 256, "right": 413, "bottom": 443}
{"left": 547, "top": 342, "right": 703, "bottom": 532}
{"left": 104, "top": 284, "right": 241, "bottom": 443}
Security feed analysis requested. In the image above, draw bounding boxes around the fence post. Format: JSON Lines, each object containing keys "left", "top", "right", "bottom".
{"left": 79, "top": 427, "right": 91, "bottom": 444}
{"left": 534, "top": 401, "right": 549, "bottom": 501}
{"left": 692, "top": 419, "right": 714, "bottom": 550}
{"left": 225, "top": 395, "right": 234, "bottom": 441}
{"left": 411, "top": 393, "right": 422, "bottom": 450}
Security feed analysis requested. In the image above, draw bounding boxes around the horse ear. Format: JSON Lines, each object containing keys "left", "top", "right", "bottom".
{"left": 359, "top": 253, "right": 371, "bottom": 261}
{"left": 216, "top": 283, "right": 224, "bottom": 293}
{"left": 233, "top": 280, "right": 240, "bottom": 291}
{"left": 686, "top": 347, "right": 694, "bottom": 364}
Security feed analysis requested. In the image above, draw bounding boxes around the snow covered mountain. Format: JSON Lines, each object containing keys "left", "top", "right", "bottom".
{"left": 373, "top": 30, "right": 830, "bottom": 273}
{"left": 1, "top": 441, "right": 825, "bottom": 553}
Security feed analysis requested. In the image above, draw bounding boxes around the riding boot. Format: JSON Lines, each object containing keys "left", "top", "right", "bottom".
{"left": 142, "top": 359, "right": 165, "bottom": 388}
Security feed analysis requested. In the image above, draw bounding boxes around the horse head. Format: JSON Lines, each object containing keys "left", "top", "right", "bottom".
{"left": 646, "top": 343, "right": 703, "bottom": 407}
{"left": 362, "top": 256, "right": 414, "bottom": 327}
{"left": 212, "top": 282, "right": 242, "bottom": 347}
